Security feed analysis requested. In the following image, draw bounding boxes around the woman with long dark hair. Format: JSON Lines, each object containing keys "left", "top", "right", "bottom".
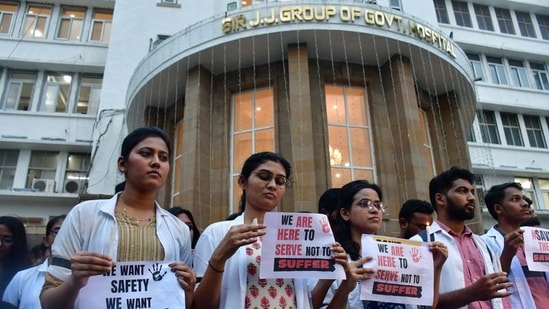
{"left": 324, "top": 180, "right": 448, "bottom": 308}
{"left": 0, "top": 216, "right": 30, "bottom": 299}
{"left": 40, "top": 127, "right": 195, "bottom": 309}
{"left": 168, "top": 207, "right": 201, "bottom": 249}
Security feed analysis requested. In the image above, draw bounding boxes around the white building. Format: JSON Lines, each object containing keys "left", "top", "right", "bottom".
{"left": 0, "top": 0, "right": 548, "bottom": 237}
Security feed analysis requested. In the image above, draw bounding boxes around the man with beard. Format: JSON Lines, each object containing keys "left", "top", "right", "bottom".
{"left": 482, "top": 182, "right": 549, "bottom": 308}
{"left": 398, "top": 199, "right": 434, "bottom": 239}
{"left": 411, "top": 167, "right": 512, "bottom": 309}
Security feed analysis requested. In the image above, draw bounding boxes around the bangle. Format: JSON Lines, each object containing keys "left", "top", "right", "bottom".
{"left": 208, "top": 261, "right": 224, "bottom": 273}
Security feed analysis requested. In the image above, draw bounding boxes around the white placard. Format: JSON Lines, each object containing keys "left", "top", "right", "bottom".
{"left": 260, "top": 212, "right": 345, "bottom": 280}
{"left": 523, "top": 226, "right": 549, "bottom": 272}
{"left": 360, "top": 235, "right": 434, "bottom": 306}
{"left": 78, "top": 261, "right": 185, "bottom": 309}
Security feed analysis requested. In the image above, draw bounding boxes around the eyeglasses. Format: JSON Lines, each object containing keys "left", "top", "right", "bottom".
{"left": 354, "top": 199, "right": 387, "bottom": 213}
{"left": 254, "top": 171, "right": 288, "bottom": 187}
{"left": 0, "top": 236, "right": 14, "bottom": 245}
{"left": 184, "top": 222, "right": 194, "bottom": 231}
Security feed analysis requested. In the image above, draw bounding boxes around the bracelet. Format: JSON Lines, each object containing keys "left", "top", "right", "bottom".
{"left": 208, "top": 261, "right": 224, "bottom": 273}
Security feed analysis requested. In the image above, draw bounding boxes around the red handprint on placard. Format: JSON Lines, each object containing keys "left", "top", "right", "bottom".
{"left": 410, "top": 247, "right": 421, "bottom": 263}
{"left": 320, "top": 216, "right": 331, "bottom": 233}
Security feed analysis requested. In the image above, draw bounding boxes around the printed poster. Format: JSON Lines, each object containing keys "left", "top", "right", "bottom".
{"left": 360, "top": 235, "right": 434, "bottom": 306}
{"left": 260, "top": 212, "right": 345, "bottom": 279}
{"left": 523, "top": 226, "right": 549, "bottom": 272}
{"left": 78, "top": 261, "right": 185, "bottom": 309}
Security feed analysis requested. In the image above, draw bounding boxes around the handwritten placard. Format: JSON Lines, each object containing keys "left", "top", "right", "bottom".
{"left": 78, "top": 261, "right": 184, "bottom": 309}
{"left": 260, "top": 212, "right": 345, "bottom": 279}
{"left": 360, "top": 235, "right": 434, "bottom": 306}
{"left": 523, "top": 226, "right": 549, "bottom": 272}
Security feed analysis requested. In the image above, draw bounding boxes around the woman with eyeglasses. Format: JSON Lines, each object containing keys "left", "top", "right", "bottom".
{"left": 0, "top": 216, "right": 30, "bottom": 303}
{"left": 193, "top": 151, "right": 318, "bottom": 308}
{"left": 318, "top": 180, "right": 448, "bottom": 309}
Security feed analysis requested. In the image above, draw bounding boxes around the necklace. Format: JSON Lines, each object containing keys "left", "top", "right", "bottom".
{"left": 122, "top": 206, "right": 155, "bottom": 222}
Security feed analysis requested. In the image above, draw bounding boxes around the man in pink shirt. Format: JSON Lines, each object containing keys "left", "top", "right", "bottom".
{"left": 411, "top": 167, "right": 512, "bottom": 308}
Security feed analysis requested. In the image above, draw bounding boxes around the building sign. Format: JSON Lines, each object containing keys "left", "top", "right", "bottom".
{"left": 222, "top": 5, "right": 456, "bottom": 58}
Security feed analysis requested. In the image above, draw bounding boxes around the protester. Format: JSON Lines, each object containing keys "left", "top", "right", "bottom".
{"left": 3, "top": 215, "right": 65, "bottom": 308}
{"left": 29, "top": 244, "right": 46, "bottom": 266}
{"left": 318, "top": 188, "right": 341, "bottom": 225}
{"left": 317, "top": 180, "right": 447, "bottom": 308}
{"left": 482, "top": 182, "right": 549, "bottom": 308}
{"left": 0, "top": 216, "right": 30, "bottom": 304}
{"left": 193, "top": 152, "right": 316, "bottom": 308}
{"left": 40, "top": 127, "right": 194, "bottom": 309}
{"left": 168, "top": 207, "right": 201, "bottom": 249}
{"left": 398, "top": 199, "right": 434, "bottom": 239}
{"left": 411, "top": 167, "right": 512, "bottom": 308}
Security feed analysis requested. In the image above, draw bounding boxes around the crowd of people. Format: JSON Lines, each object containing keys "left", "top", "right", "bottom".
{"left": 0, "top": 126, "right": 547, "bottom": 308}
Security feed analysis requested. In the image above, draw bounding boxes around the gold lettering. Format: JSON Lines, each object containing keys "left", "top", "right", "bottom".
{"left": 236, "top": 15, "right": 246, "bottom": 30}
{"left": 326, "top": 6, "right": 336, "bottom": 19}
{"left": 302, "top": 6, "right": 314, "bottom": 21}
{"left": 291, "top": 7, "right": 303, "bottom": 21}
{"left": 250, "top": 11, "right": 261, "bottom": 27}
{"left": 222, "top": 17, "right": 232, "bottom": 33}
{"left": 394, "top": 15, "right": 402, "bottom": 31}
{"left": 374, "top": 11, "right": 384, "bottom": 26}
{"left": 365, "top": 9, "right": 375, "bottom": 25}
{"left": 340, "top": 7, "right": 351, "bottom": 21}
{"left": 264, "top": 9, "right": 276, "bottom": 24}
{"left": 280, "top": 7, "right": 291, "bottom": 22}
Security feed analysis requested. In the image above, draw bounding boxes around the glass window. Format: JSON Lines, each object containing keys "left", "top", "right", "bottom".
{"left": 40, "top": 74, "right": 72, "bottom": 113}
{"left": 434, "top": 0, "right": 449, "bottom": 24}
{"left": 508, "top": 60, "right": 530, "bottom": 88}
{"left": 57, "top": 7, "right": 85, "bottom": 40}
{"left": 538, "top": 14, "right": 549, "bottom": 40}
{"left": 22, "top": 5, "right": 51, "bottom": 38}
{"left": 76, "top": 76, "right": 102, "bottom": 114}
{"left": 389, "top": 0, "right": 401, "bottom": 11}
{"left": 500, "top": 112, "right": 523, "bottom": 146}
{"left": 452, "top": 1, "right": 472, "bottom": 28}
{"left": 474, "top": 4, "right": 493, "bottom": 31}
{"left": 515, "top": 177, "right": 538, "bottom": 209}
{"left": 325, "top": 85, "right": 374, "bottom": 188}
{"left": 486, "top": 56, "right": 508, "bottom": 85}
{"left": 523, "top": 115, "right": 546, "bottom": 148}
{"left": 539, "top": 179, "right": 549, "bottom": 210}
{"left": 495, "top": 8, "right": 515, "bottom": 35}
{"left": 90, "top": 10, "right": 112, "bottom": 43}
{"left": 467, "top": 53, "right": 485, "bottom": 81}
{"left": 232, "top": 88, "right": 275, "bottom": 212}
{"left": 0, "top": 2, "right": 18, "bottom": 34}
{"left": 3, "top": 72, "right": 36, "bottom": 111}
{"left": 27, "top": 151, "right": 58, "bottom": 188}
{"left": 531, "top": 62, "right": 549, "bottom": 91}
{"left": 515, "top": 11, "right": 535, "bottom": 38}
{"left": 0, "top": 149, "right": 18, "bottom": 190}
{"left": 64, "top": 152, "right": 89, "bottom": 193}
{"left": 478, "top": 110, "right": 500, "bottom": 144}
{"left": 467, "top": 127, "right": 476, "bottom": 142}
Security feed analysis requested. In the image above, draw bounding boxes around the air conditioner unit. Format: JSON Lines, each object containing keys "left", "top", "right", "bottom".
{"left": 64, "top": 179, "right": 86, "bottom": 193}
{"left": 32, "top": 179, "right": 55, "bottom": 193}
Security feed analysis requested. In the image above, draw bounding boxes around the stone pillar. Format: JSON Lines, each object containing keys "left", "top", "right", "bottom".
{"left": 284, "top": 44, "right": 317, "bottom": 212}
{"left": 178, "top": 66, "right": 212, "bottom": 229}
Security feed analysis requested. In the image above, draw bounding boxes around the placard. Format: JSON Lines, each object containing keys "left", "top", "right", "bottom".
{"left": 78, "top": 261, "right": 185, "bottom": 309}
{"left": 260, "top": 212, "right": 345, "bottom": 279}
{"left": 523, "top": 226, "right": 549, "bottom": 272}
{"left": 360, "top": 235, "right": 434, "bottom": 306}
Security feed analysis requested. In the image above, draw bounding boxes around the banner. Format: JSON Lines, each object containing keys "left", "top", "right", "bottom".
{"left": 523, "top": 226, "right": 549, "bottom": 272}
{"left": 360, "top": 235, "right": 434, "bottom": 306}
{"left": 260, "top": 212, "right": 345, "bottom": 279}
{"left": 78, "top": 261, "right": 185, "bottom": 309}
